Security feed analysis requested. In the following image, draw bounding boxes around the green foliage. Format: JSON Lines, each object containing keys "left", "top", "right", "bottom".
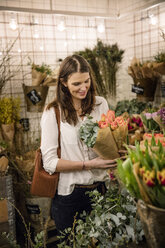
{"left": 32, "top": 63, "right": 52, "bottom": 75}
{"left": 141, "top": 111, "right": 160, "bottom": 132}
{"left": 1, "top": 232, "right": 20, "bottom": 248}
{"left": 115, "top": 99, "right": 152, "bottom": 116}
{"left": 79, "top": 115, "right": 99, "bottom": 148}
{"left": 57, "top": 185, "right": 144, "bottom": 248}
{"left": 117, "top": 158, "right": 141, "bottom": 199}
{"left": 0, "top": 97, "right": 21, "bottom": 124}
{"left": 117, "top": 140, "right": 165, "bottom": 208}
{"left": 76, "top": 39, "right": 124, "bottom": 102}
{"left": 154, "top": 52, "right": 165, "bottom": 63}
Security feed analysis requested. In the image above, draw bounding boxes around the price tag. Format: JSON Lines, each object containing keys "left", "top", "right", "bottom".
{"left": 132, "top": 85, "right": 144, "bottom": 95}
{"left": 26, "top": 204, "right": 40, "bottom": 214}
{"left": 20, "top": 118, "right": 29, "bottom": 131}
{"left": 27, "top": 89, "right": 41, "bottom": 105}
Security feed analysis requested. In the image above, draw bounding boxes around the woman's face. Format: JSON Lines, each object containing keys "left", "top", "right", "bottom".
{"left": 65, "top": 72, "right": 91, "bottom": 102}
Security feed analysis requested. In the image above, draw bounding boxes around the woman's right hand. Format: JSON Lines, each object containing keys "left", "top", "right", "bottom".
{"left": 84, "top": 157, "right": 117, "bottom": 170}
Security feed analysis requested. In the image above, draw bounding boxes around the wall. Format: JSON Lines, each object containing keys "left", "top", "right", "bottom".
{"left": 0, "top": 0, "right": 164, "bottom": 150}
{"left": 0, "top": 0, "right": 116, "bottom": 150}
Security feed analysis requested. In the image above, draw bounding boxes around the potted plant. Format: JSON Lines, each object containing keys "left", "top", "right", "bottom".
{"left": 31, "top": 62, "right": 52, "bottom": 86}
{"left": 117, "top": 136, "right": 165, "bottom": 248}
{"left": 0, "top": 97, "right": 20, "bottom": 148}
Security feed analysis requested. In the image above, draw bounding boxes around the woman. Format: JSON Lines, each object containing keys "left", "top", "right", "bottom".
{"left": 40, "top": 54, "right": 116, "bottom": 232}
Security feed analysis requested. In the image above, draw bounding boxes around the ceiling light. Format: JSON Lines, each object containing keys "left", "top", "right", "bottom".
{"left": 57, "top": 21, "right": 65, "bottom": 31}
{"left": 72, "top": 34, "right": 76, "bottom": 40}
{"left": 149, "top": 14, "right": 157, "bottom": 25}
{"left": 97, "top": 23, "right": 105, "bottom": 33}
{"left": 9, "top": 13, "right": 18, "bottom": 30}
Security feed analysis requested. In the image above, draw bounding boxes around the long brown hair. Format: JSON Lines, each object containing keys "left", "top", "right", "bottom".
{"left": 47, "top": 54, "right": 96, "bottom": 125}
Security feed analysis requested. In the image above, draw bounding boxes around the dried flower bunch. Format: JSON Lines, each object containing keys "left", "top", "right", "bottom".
{"left": 0, "top": 35, "right": 20, "bottom": 94}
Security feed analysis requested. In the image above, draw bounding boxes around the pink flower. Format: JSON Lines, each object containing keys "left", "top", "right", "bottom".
{"left": 110, "top": 121, "right": 118, "bottom": 130}
{"left": 98, "top": 120, "right": 108, "bottom": 129}
{"left": 107, "top": 110, "right": 115, "bottom": 124}
{"left": 145, "top": 113, "right": 152, "bottom": 119}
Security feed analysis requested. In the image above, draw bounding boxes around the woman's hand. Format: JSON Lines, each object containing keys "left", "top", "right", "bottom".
{"left": 84, "top": 157, "right": 117, "bottom": 170}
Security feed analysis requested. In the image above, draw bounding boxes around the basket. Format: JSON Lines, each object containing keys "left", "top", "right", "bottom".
{"left": 137, "top": 199, "right": 165, "bottom": 248}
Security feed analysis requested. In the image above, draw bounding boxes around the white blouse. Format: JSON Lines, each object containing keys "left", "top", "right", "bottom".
{"left": 40, "top": 96, "right": 110, "bottom": 195}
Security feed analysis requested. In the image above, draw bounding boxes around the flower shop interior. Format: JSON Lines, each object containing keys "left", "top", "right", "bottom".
{"left": 0, "top": 0, "right": 165, "bottom": 247}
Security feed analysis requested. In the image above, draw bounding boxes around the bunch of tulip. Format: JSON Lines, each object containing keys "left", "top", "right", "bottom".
{"left": 79, "top": 110, "right": 128, "bottom": 160}
{"left": 117, "top": 135, "right": 165, "bottom": 208}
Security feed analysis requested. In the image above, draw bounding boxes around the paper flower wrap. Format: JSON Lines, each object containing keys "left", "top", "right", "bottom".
{"left": 79, "top": 110, "right": 128, "bottom": 160}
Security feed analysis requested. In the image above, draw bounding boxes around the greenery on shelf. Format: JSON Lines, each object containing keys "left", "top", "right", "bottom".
{"left": 76, "top": 39, "right": 124, "bottom": 104}
{"left": 115, "top": 99, "right": 152, "bottom": 117}
{"left": 0, "top": 97, "right": 20, "bottom": 124}
{"left": 57, "top": 184, "right": 144, "bottom": 248}
{"left": 154, "top": 52, "right": 165, "bottom": 63}
{"left": 31, "top": 62, "right": 52, "bottom": 75}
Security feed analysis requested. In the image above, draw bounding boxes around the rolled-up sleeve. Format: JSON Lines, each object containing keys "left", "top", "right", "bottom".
{"left": 40, "top": 107, "right": 59, "bottom": 175}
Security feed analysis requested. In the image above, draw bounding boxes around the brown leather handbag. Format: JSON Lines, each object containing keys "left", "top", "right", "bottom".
{"left": 30, "top": 106, "right": 61, "bottom": 198}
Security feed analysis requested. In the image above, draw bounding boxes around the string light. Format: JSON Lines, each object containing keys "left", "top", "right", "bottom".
{"left": 9, "top": 13, "right": 18, "bottom": 30}
{"left": 149, "top": 14, "right": 157, "bottom": 25}
{"left": 57, "top": 21, "right": 65, "bottom": 31}
{"left": 97, "top": 23, "right": 105, "bottom": 33}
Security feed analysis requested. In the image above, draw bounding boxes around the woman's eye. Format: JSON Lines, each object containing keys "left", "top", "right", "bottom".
{"left": 85, "top": 79, "right": 90, "bottom": 83}
{"left": 73, "top": 82, "right": 80, "bottom": 86}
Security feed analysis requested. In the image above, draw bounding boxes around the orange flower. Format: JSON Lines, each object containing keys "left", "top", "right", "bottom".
{"left": 115, "top": 116, "right": 125, "bottom": 126}
{"left": 98, "top": 120, "right": 108, "bottom": 129}
{"left": 107, "top": 110, "right": 115, "bottom": 124}
{"left": 100, "top": 113, "right": 108, "bottom": 122}
{"left": 110, "top": 121, "right": 118, "bottom": 130}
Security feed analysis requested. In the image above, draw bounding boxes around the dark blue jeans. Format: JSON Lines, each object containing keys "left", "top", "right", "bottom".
{"left": 51, "top": 182, "right": 106, "bottom": 232}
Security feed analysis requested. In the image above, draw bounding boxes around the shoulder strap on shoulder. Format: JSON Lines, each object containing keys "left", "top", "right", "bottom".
{"left": 54, "top": 106, "right": 61, "bottom": 158}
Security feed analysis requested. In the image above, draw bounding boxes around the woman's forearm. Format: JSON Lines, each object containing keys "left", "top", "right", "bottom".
{"left": 55, "top": 159, "right": 84, "bottom": 172}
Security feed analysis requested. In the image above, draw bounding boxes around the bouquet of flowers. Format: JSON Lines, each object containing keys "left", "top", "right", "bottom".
{"left": 117, "top": 135, "right": 165, "bottom": 208}
{"left": 141, "top": 109, "right": 160, "bottom": 132}
{"left": 79, "top": 110, "right": 128, "bottom": 160}
{"left": 152, "top": 107, "right": 165, "bottom": 131}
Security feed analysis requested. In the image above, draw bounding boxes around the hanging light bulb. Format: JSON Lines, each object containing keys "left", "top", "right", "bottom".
{"left": 57, "top": 21, "right": 65, "bottom": 31}
{"left": 64, "top": 41, "right": 68, "bottom": 47}
{"left": 9, "top": 13, "right": 18, "bottom": 30}
{"left": 33, "top": 27, "right": 39, "bottom": 39}
{"left": 40, "top": 45, "right": 44, "bottom": 51}
{"left": 149, "top": 14, "right": 157, "bottom": 25}
{"left": 97, "top": 23, "right": 105, "bottom": 33}
{"left": 72, "top": 34, "right": 76, "bottom": 40}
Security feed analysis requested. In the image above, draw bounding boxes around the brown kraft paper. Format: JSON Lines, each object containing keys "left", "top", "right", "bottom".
{"left": 93, "top": 127, "right": 120, "bottom": 160}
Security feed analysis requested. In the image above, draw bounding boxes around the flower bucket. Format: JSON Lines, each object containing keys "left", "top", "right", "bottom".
{"left": 26, "top": 196, "right": 52, "bottom": 232}
{"left": 32, "top": 68, "right": 47, "bottom": 86}
{"left": 23, "top": 84, "right": 48, "bottom": 112}
{"left": 137, "top": 199, "right": 165, "bottom": 248}
{"left": 1, "top": 123, "right": 15, "bottom": 143}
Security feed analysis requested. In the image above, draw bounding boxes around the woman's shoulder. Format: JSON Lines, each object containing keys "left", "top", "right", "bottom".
{"left": 95, "top": 95, "right": 108, "bottom": 105}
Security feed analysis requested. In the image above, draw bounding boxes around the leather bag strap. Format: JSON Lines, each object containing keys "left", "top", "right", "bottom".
{"left": 54, "top": 106, "right": 61, "bottom": 158}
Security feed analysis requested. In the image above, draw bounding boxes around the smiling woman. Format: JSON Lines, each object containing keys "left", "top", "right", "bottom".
{"left": 40, "top": 54, "right": 115, "bottom": 233}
